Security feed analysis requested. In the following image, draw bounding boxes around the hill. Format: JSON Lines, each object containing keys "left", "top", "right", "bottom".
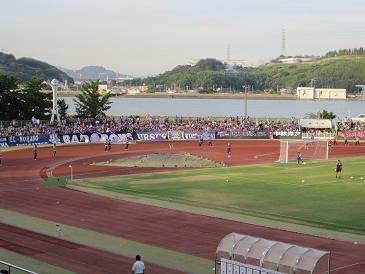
{"left": 128, "top": 56, "right": 365, "bottom": 93}
{"left": 0, "top": 52, "right": 73, "bottom": 83}
{"left": 58, "top": 65, "right": 131, "bottom": 80}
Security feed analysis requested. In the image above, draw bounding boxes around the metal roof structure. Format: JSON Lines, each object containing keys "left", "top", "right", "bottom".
{"left": 216, "top": 233, "right": 330, "bottom": 274}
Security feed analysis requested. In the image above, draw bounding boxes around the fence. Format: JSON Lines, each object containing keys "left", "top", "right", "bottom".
{"left": 0, "top": 260, "right": 38, "bottom": 274}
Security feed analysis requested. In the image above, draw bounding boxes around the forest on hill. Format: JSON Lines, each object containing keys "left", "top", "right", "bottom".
{"left": 128, "top": 53, "right": 365, "bottom": 93}
{"left": 0, "top": 52, "right": 73, "bottom": 83}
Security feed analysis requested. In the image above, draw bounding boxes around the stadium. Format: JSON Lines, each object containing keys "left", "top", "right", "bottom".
{"left": 1, "top": 115, "right": 365, "bottom": 274}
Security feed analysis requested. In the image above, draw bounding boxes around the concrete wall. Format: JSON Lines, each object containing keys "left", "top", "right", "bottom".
{"left": 297, "top": 87, "right": 315, "bottom": 99}
{"left": 297, "top": 87, "right": 346, "bottom": 100}
{"left": 315, "top": 88, "right": 346, "bottom": 99}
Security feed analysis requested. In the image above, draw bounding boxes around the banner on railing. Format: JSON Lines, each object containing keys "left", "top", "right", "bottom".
{"left": 338, "top": 130, "right": 365, "bottom": 139}
{"left": 183, "top": 131, "right": 216, "bottom": 140}
{"left": 0, "top": 132, "right": 138, "bottom": 147}
{"left": 0, "top": 135, "right": 50, "bottom": 147}
{"left": 273, "top": 131, "right": 302, "bottom": 139}
{"left": 167, "top": 131, "right": 185, "bottom": 140}
{"left": 137, "top": 131, "right": 168, "bottom": 141}
{"left": 216, "top": 130, "right": 269, "bottom": 139}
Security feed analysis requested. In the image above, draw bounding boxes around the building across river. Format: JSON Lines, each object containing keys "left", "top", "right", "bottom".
{"left": 296, "top": 87, "right": 346, "bottom": 100}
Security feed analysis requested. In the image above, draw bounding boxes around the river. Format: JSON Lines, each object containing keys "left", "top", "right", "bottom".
{"left": 62, "top": 97, "right": 365, "bottom": 118}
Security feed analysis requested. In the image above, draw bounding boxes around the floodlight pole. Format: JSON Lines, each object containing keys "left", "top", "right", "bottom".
{"left": 50, "top": 79, "right": 61, "bottom": 125}
{"left": 242, "top": 85, "right": 249, "bottom": 118}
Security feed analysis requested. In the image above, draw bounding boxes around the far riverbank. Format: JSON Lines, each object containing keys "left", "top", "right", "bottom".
{"left": 58, "top": 91, "right": 362, "bottom": 101}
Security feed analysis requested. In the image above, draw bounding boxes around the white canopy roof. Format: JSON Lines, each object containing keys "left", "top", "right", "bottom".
{"left": 216, "top": 233, "right": 330, "bottom": 274}
{"left": 299, "top": 119, "right": 332, "bottom": 129}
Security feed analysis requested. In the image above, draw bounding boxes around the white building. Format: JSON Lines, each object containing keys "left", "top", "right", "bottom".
{"left": 278, "top": 57, "right": 320, "bottom": 64}
{"left": 297, "top": 87, "right": 346, "bottom": 100}
{"left": 188, "top": 58, "right": 249, "bottom": 68}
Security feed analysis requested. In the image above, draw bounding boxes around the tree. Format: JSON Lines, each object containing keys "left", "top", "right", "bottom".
{"left": 57, "top": 98, "right": 69, "bottom": 120}
{"left": 1, "top": 75, "right": 53, "bottom": 120}
{"left": 73, "top": 81, "right": 111, "bottom": 118}
{"left": 21, "top": 77, "right": 52, "bottom": 119}
{"left": 318, "top": 109, "right": 336, "bottom": 119}
{"left": 0, "top": 74, "right": 20, "bottom": 120}
{"left": 305, "top": 110, "right": 336, "bottom": 119}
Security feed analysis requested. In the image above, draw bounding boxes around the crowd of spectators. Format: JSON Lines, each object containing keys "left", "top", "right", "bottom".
{"left": 337, "top": 118, "right": 365, "bottom": 131}
{"left": 0, "top": 116, "right": 301, "bottom": 137}
{"left": 1, "top": 116, "right": 364, "bottom": 138}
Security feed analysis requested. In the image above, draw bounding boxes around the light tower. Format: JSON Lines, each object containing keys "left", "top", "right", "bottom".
{"left": 355, "top": 85, "right": 365, "bottom": 101}
{"left": 50, "top": 79, "right": 61, "bottom": 124}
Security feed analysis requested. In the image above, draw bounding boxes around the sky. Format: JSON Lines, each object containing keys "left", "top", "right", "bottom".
{"left": 1, "top": 0, "right": 365, "bottom": 76}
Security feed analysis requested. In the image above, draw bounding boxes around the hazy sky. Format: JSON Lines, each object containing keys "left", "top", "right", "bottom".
{"left": 1, "top": 0, "right": 365, "bottom": 76}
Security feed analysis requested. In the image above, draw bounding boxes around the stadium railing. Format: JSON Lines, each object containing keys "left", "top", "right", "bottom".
{"left": 0, "top": 260, "right": 38, "bottom": 274}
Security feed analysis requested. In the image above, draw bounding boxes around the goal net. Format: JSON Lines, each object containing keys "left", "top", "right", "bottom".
{"left": 278, "top": 140, "right": 329, "bottom": 163}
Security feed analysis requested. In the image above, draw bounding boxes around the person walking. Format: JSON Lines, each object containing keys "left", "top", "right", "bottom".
{"left": 226, "top": 143, "right": 232, "bottom": 158}
{"left": 33, "top": 144, "right": 38, "bottom": 160}
{"left": 53, "top": 143, "right": 57, "bottom": 158}
{"left": 108, "top": 139, "right": 112, "bottom": 152}
{"left": 104, "top": 139, "right": 108, "bottom": 152}
{"left": 198, "top": 136, "right": 203, "bottom": 147}
{"left": 335, "top": 160, "right": 342, "bottom": 178}
{"left": 131, "top": 255, "right": 145, "bottom": 274}
{"left": 355, "top": 136, "right": 360, "bottom": 145}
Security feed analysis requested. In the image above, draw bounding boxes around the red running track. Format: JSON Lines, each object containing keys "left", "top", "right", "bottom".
{"left": 0, "top": 223, "right": 183, "bottom": 274}
{"left": 1, "top": 140, "right": 365, "bottom": 273}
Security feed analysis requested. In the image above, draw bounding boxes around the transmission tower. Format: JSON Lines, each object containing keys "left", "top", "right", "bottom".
{"left": 226, "top": 44, "right": 231, "bottom": 60}
{"left": 281, "top": 29, "right": 286, "bottom": 56}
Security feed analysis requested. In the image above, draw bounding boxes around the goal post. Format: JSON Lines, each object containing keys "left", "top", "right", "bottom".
{"left": 278, "top": 140, "right": 329, "bottom": 163}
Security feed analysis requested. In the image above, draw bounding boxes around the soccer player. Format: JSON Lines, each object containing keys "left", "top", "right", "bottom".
{"left": 104, "top": 140, "right": 108, "bottom": 152}
{"left": 198, "top": 136, "right": 203, "bottom": 147}
{"left": 296, "top": 152, "right": 303, "bottom": 164}
{"left": 335, "top": 160, "right": 342, "bottom": 178}
{"left": 108, "top": 139, "right": 112, "bottom": 152}
{"left": 52, "top": 143, "right": 57, "bottom": 158}
{"left": 355, "top": 136, "right": 360, "bottom": 145}
{"left": 33, "top": 144, "right": 38, "bottom": 160}
{"left": 226, "top": 143, "right": 232, "bottom": 158}
{"left": 344, "top": 137, "right": 349, "bottom": 146}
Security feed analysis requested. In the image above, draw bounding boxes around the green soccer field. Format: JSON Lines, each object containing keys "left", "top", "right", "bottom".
{"left": 71, "top": 157, "right": 365, "bottom": 236}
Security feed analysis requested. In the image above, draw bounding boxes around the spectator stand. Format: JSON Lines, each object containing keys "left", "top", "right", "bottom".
{"left": 300, "top": 119, "right": 335, "bottom": 140}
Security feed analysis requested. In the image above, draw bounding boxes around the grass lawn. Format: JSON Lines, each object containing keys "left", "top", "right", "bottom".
{"left": 71, "top": 157, "right": 365, "bottom": 236}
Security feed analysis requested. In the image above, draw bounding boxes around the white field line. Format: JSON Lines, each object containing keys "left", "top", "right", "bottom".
{"left": 253, "top": 152, "right": 277, "bottom": 159}
{"left": 330, "top": 260, "right": 365, "bottom": 272}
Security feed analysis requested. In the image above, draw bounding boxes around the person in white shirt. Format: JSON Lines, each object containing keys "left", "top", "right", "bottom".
{"left": 132, "top": 255, "right": 145, "bottom": 274}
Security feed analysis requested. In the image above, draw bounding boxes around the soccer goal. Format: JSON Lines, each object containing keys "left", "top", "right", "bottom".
{"left": 278, "top": 140, "right": 329, "bottom": 163}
